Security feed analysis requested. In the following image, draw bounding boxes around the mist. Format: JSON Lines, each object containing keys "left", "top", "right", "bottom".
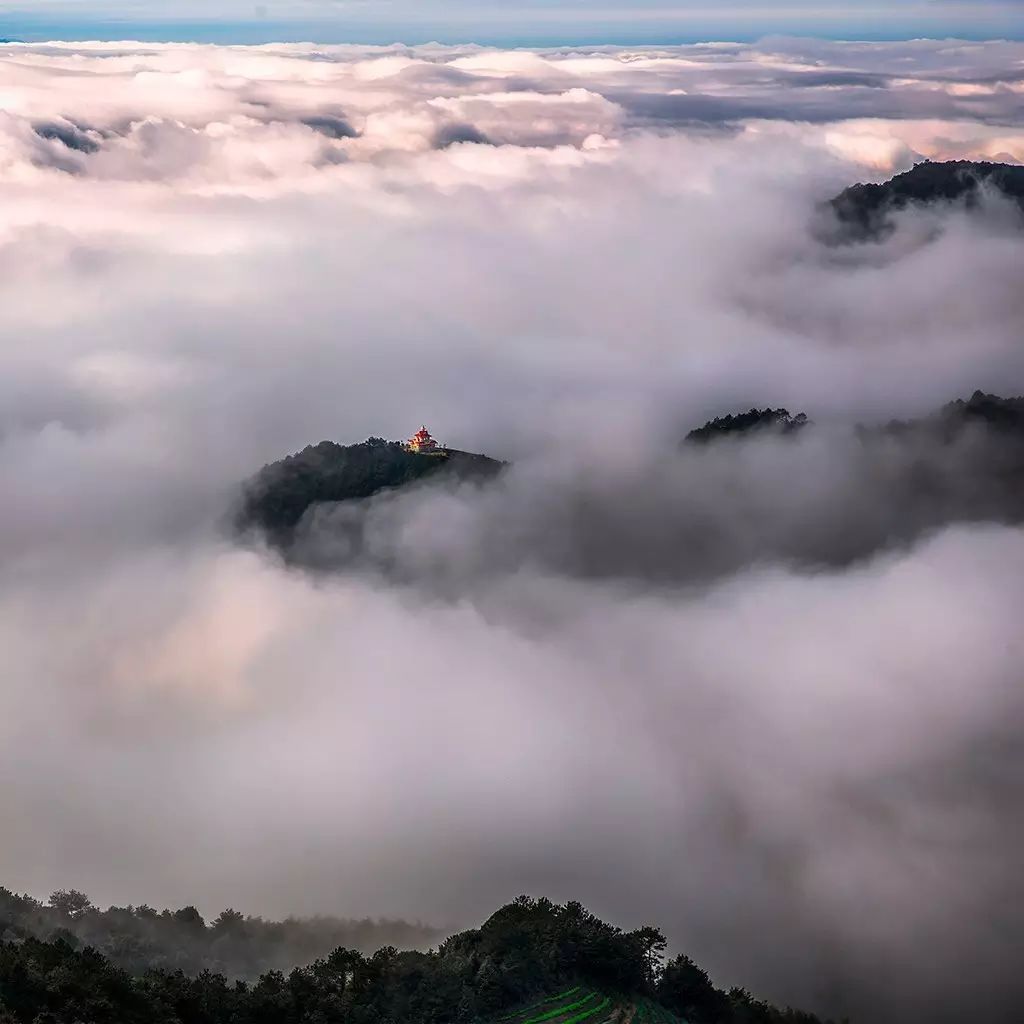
{"left": 1, "top": 37, "right": 1023, "bottom": 1024}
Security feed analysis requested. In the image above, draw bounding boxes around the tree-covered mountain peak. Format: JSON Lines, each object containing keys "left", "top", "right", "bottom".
{"left": 827, "top": 159, "right": 1024, "bottom": 239}
{"left": 236, "top": 436, "right": 504, "bottom": 543}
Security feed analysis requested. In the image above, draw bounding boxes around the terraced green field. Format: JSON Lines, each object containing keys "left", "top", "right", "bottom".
{"left": 490, "top": 989, "right": 687, "bottom": 1024}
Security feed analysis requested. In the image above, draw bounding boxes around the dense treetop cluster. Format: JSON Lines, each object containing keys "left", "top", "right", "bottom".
{"left": 684, "top": 409, "right": 809, "bottom": 444}
{"left": 236, "top": 438, "right": 503, "bottom": 544}
{"left": 685, "top": 392, "right": 1024, "bottom": 445}
{"left": 0, "top": 893, "right": 834, "bottom": 1024}
{"left": 827, "top": 160, "right": 1024, "bottom": 240}
{"left": 0, "top": 887, "right": 440, "bottom": 983}
{"left": 885, "top": 390, "right": 1024, "bottom": 438}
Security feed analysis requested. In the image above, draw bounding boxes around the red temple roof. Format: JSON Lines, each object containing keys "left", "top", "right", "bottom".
{"left": 407, "top": 426, "right": 440, "bottom": 450}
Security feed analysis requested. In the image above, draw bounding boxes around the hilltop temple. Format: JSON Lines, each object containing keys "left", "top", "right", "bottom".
{"left": 405, "top": 425, "right": 444, "bottom": 454}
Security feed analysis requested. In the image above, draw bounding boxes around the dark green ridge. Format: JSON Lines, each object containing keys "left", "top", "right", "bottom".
{"left": 827, "top": 159, "right": 1024, "bottom": 241}
{"left": 235, "top": 436, "right": 504, "bottom": 544}
{"left": 0, "top": 892, "right": 837, "bottom": 1024}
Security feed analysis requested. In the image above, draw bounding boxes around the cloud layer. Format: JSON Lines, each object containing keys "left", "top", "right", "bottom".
{"left": 1, "top": 38, "right": 1023, "bottom": 1024}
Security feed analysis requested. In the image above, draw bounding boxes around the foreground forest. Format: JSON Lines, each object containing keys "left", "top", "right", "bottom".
{"left": 0, "top": 893, "right": 834, "bottom": 1024}
{"left": 0, "top": 887, "right": 441, "bottom": 981}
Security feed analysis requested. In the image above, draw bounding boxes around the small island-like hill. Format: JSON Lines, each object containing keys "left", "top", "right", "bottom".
{"left": 236, "top": 426, "right": 504, "bottom": 542}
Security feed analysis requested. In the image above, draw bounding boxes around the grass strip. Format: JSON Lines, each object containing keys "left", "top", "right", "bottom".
{"left": 500, "top": 987, "right": 582, "bottom": 1022}
{"left": 561, "top": 997, "right": 611, "bottom": 1024}
{"left": 520, "top": 991, "right": 597, "bottom": 1024}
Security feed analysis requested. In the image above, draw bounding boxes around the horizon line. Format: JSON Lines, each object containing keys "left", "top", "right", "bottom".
{"left": 0, "top": 30, "right": 1020, "bottom": 48}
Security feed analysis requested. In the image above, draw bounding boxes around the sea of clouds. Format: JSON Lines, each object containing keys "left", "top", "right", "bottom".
{"left": 2, "top": 37, "right": 1023, "bottom": 1023}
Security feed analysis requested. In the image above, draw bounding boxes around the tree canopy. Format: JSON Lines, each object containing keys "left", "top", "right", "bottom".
{"left": 0, "top": 887, "right": 440, "bottom": 983}
{"left": 827, "top": 160, "right": 1024, "bottom": 240}
{"left": 236, "top": 438, "right": 503, "bottom": 546}
{"left": 684, "top": 409, "right": 809, "bottom": 445}
{"left": 0, "top": 892, "right": 836, "bottom": 1024}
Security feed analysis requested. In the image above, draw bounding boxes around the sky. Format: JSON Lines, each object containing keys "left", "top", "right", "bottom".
{"left": 1, "top": 30, "right": 1023, "bottom": 1024}
{"left": 0, "top": 1, "right": 1023, "bottom": 44}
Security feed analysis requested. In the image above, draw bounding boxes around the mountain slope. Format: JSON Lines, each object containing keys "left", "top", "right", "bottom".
{"left": 684, "top": 409, "right": 809, "bottom": 444}
{"left": 236, "top": 437, "right": 504, "bottom": 545}
{"left": 0, "top": 894, "right": 833, "bottom": 1024}
{"left": 0, "top": 885, "right": 441, "bottom": 981}
{"left": 683, "top": 391, "right": 1024, "bottom": 446}
{"left": 827, "top": 160, "right": 1024, "bottom": 240}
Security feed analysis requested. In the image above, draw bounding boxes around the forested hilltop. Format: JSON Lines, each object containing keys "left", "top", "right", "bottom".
{"left": 684, "top": 409, "right": 810, "bottom": 444}
{"left": 0, "top": 887, "right": 440, "bottom": 982}
{"left": 826, "top": 159, "right": 1024, "bottom": 240}
{"left": 683, "top": 391, "right": 1024, "bottom": 445}
{"left": 234, "top": 393, "right": 1024, "bottom": 583}
{"left": 0, "top": 893, "right": 835, "bottom": 1024}
{"left": 236, "top": 437, "right": 503, "bottom": 547}
{"left": 682, "top": 390, "right": 1024, "bottom": 529}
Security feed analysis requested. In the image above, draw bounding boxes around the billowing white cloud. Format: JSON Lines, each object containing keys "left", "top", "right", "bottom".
{"left": 0, "top": 38, "right": 1022, "bottom": 1024}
